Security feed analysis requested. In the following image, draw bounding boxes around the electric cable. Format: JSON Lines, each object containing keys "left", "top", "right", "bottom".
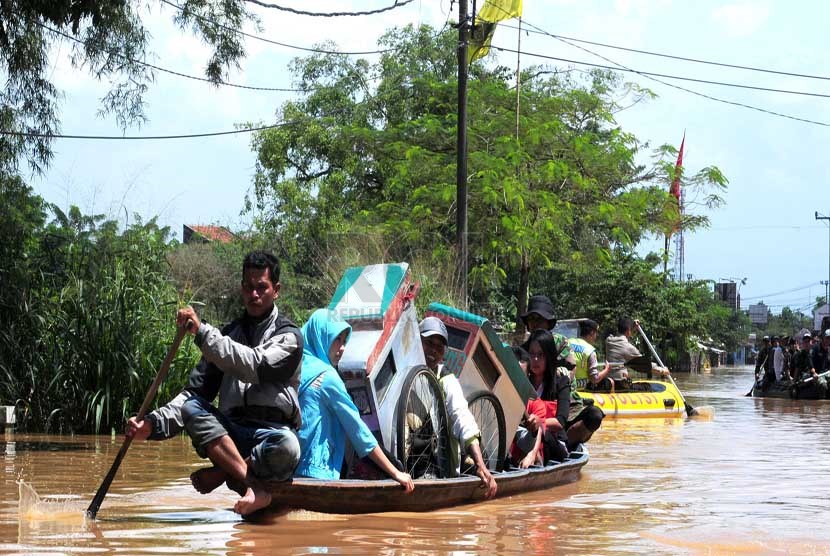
{"left": 243, "top": 0, "right": 415, "bottom": 17}
{"left": 491, "top": 45, "right": 830, "bottom": 100}
{"left": 478, "top": 5, "right": 830, "bottom": 126}
{"left": 160, "top": 0, "right": 394, "bottom": 55}
{"left": 1, "top": 121, "right": 289, "bottom": 140}
{"left": 500, "top": 23, "right": 830, "bottom": 82}
{"left": 741, "top": 282, "right": 821, "bottom": 301}
{"left": 32, "top": 18, "right": 311, "bottom": 93}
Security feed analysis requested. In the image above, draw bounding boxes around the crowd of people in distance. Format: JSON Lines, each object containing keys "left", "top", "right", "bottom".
{"left": 755, "top": 329, "right": 830, "bottom": 397}
{"left": 125, "top": 251, "right": 663, "bottom": 516}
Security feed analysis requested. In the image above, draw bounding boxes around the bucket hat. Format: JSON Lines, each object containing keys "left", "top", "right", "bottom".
{"left": 520, "top": 295, "right": 556, "bottom": 325}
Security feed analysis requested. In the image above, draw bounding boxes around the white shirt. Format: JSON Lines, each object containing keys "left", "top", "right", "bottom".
{"left": 773, "top": 346, "right": 785, "bottom": 381}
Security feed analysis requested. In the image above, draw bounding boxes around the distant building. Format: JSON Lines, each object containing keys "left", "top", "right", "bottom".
{"left": 715, "top": 282, "right": 739, "bottom": 311}
{"left": 749, "top": 303, "right": 768, "bottom": 325}
{"left": 814, "top": 303, "right": 830, "bottom": 331}
{"left": 183, "top": 225, "right": 236, "bottom": 245}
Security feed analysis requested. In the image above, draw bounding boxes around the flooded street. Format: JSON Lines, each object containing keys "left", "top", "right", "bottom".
{"left": 3, "top": 365, "right": 830, "bottom": 555}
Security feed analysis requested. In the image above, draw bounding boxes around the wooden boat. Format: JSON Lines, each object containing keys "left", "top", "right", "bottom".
{"left": 267, "top": 448, "right": 589, "bottom": 514}
{"left": 578, "top": 379, "right": 686, "bottom": 418}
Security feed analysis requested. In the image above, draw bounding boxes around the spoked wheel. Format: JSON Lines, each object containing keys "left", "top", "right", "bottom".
{"left": 395, "top": 365, "right": 451, "bottom": 479}
{"left": 467, "top": 391, "right": 506, "bottom": 472}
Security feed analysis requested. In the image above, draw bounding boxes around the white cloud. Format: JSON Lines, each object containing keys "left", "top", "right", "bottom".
{"left": 711, "top": 1, "right": 770, "bottom": 37}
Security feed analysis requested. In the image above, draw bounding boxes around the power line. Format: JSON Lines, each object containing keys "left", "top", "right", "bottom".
{"left": 0, "top": 121, "right": 290, "bottom": 140}
{"left": 500, "top": 23, "right": 830, "bottom": 82}
{"left": 478, "top": 7, "right": 830, "bottom": 127}
{"left": 491, "top": 44, "right": 830, "bottom": 100}
{"left": 542, "top": 33, "right": 830, "bottom": 127}
{"left": 34, "top": 18, "right": 309, "bottom": 93}
{"left": 741, "top": 282, "right": 821, "bottom": 301}
{"left": 160, "top": 0, "right": 394, "bottom": 55}
{"left": 243, "top": 0, "right": 415, "bottom": 17}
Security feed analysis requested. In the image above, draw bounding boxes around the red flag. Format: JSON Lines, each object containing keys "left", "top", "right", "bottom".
{"left": 669, "top": 133, "right": 685, "bottom": 202}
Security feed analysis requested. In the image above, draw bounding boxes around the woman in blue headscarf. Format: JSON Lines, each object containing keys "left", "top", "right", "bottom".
{"left": 296, "top": 309, "right": 414, "bottom": 492}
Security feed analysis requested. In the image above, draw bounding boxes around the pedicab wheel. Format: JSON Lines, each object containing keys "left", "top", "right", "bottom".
{"left": 467, "top": 391, "right": 506, "bottom": 472}
{"left": 395, "top": 365, "right": 452, "bottom": 479}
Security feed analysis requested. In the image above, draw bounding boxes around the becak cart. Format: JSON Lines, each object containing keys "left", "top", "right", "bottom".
{"left": 267, "top": 263, "right": 589, "bottom": 513}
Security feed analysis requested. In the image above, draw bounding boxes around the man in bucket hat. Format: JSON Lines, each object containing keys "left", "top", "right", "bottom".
{"left": 519, "top": 295, "right": 576, "bottom": 372}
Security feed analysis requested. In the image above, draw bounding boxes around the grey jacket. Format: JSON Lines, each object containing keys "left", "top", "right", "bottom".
{"left": 605, "top": 333, "right": 662, "bottom": 380}
{"left": 605, "top": 333, "right": 644, "bottom": 381}
{"left": 147, "top": 305, "right": 303, "bottom": 439}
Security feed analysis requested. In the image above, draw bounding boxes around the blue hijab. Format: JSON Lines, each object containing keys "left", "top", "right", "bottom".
{"left": 297, "top": 309, "right": 377, "bottom": 480}
{"left": 301, "top": 309, "right": 351, "bottom": 369}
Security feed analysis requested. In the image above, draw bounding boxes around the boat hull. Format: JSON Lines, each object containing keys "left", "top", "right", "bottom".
{"left": 266, "top": 449, "right": 589, "bottom": 514}
{"left": 578, "top": 380, "right": 686, "bottom": 418}
{"left": 751, "top": 380, "right": 823, "bottom": 400}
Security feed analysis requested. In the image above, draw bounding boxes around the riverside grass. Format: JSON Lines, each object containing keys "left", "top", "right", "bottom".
{"left": 0, "top": 213, "right": 200, "bottom": 434}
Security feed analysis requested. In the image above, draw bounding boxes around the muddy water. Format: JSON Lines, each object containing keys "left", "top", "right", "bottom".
{"left": 2, "top": 366, "right": 829, "bottom": 555}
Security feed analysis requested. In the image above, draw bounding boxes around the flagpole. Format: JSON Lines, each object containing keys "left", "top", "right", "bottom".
{"left": 515, "top": 16, "right": 521, "bottom": 140}
{"left": 457, "top": 0, "right": 469, "bottom": 310}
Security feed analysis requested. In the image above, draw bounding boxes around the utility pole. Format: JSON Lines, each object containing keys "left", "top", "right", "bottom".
{"left": 816, "top": 211, "right": 830, "bottom": 305}
{"left": 457, "top": 0, "right": 469, "bottom": 309}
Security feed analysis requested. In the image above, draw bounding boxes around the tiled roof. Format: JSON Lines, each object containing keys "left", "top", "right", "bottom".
{"left": 185, "top": 225, "right": 236, "bottom": 243}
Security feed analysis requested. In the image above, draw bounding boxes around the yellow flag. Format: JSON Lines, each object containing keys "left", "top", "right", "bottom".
{"left": 468, "top": 0, "right": 523, "bottom": 62}
{"left": 478, "top": 0, "right": 522, "bottom": 23}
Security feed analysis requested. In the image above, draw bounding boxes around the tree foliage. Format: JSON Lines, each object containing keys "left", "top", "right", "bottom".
{"left": 246, "top": 24, "right": 729, "bottom": 340}
{"left": 0, "top": 180, "right": 200, "bottom": 433}
{"left": 1, "top": 0, "right": 257, "bottom": 173}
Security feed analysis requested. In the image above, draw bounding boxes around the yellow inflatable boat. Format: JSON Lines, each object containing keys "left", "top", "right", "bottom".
{"left": 578, "top": 380, "right": 686, "bottom": 418}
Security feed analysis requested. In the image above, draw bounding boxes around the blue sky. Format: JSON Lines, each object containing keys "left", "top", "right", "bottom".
{"left": 27, "top": 0, "right": 830, "bottom": 314}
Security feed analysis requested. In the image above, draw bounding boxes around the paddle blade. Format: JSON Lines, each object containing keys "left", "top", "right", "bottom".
{"left": 688, "top": 405, "right": 715, "bottom": 420}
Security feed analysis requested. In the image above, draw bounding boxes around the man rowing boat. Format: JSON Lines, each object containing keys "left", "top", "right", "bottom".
{"left": 126, "top": 251, "right": 303, "bottom": 516}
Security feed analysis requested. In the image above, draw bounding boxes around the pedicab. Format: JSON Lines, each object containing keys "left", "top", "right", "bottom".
{"left": 268, "top": 263, "right": 589, "bottom": 513}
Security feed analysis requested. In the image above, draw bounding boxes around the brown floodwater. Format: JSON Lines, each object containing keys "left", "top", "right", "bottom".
{"left": 2, "top": 366, "right": 829, "bottom": 555}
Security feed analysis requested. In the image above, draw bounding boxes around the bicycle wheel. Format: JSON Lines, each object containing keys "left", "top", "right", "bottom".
{"left": 467, "top": 391, "right": 506, "bottom": 472}
{"left": 395, "top": 366, "right": 451, "bottom": 479}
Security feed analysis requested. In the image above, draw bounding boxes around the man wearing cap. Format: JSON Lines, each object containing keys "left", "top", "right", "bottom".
{"left": 790, "top": 333, "right": 814, "bottom": 383}
{"left": 808, "top": 330, "right": 830, "bottom": 398}
{"left": 519, "top": 295, "right": 576, "bottom": 372}
{"left": 419, "top": 317, "right": 498, "bottom": 499}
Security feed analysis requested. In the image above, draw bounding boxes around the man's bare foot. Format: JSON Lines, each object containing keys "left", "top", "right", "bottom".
{"left": 191, "top": 467, "right": 227, "bottom": 494}
{"left": 233, "top": 486, "right": 272, "bottom": 516}
{"left": 225, "top": 477, "right": 246, "bottom": 496}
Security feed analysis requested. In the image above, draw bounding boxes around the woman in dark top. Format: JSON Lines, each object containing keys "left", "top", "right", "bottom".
{"left": 524, "top": 329, "right": 570, "bottom": 463}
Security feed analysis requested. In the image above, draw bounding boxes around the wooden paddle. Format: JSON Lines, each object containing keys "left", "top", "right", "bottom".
{"left": 744, "top": 354, "right": 768, "bottom": 397}
{"left": 797, "top": 369, "right": 830, "bottom": 385}
{"left": 86, "top": 325, "right": 188, "bottom": 519}
{"left": 634, "top": 322, "right": 714, "bottom": 419}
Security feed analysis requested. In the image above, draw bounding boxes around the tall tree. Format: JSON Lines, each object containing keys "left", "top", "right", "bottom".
{"left": 247, "top": 24, "right": 729, "bottom": 323}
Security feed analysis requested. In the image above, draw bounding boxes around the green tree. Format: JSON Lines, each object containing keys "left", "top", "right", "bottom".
{"left": 246, "top": 24, "right": 728, "bottom": 330}
{"left": 0, "top": 181, "right": 200, "bottom": 432}
{"left": 1, "top": 0, "right": 256, "bottom": 172}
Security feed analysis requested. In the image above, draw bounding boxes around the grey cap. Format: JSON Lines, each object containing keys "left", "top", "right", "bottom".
{"left": 823, "top": 329, "right": 830, "bottom": 338}
{"left": 419, "top": 316, "right": 448, "bottom": 343}
{"left": 803, "top": 332, "right": 813, "bottom": 339}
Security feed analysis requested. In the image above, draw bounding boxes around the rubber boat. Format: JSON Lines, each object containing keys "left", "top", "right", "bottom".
{"left": 577, "top": 379, "right": 686, "bottom": 418}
